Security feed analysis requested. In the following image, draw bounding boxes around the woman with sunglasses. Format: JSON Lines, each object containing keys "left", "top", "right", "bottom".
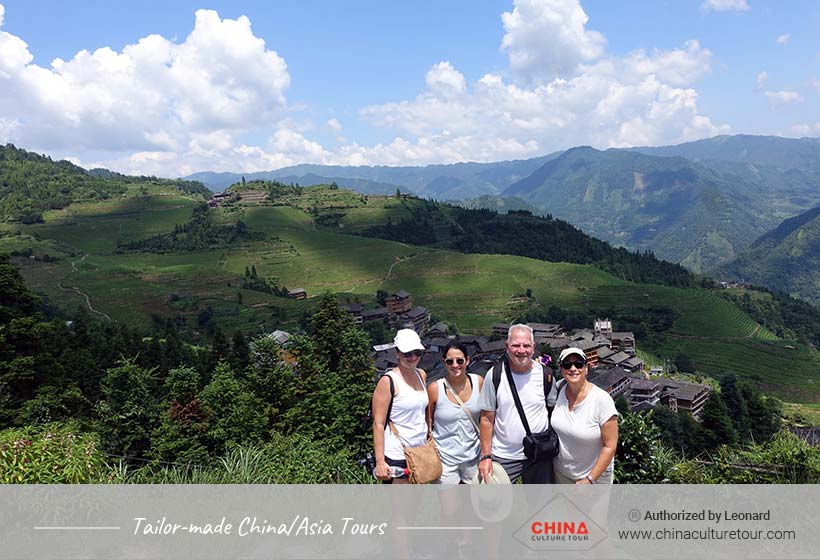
{"left": 550, "top": 347, "right": 619, "bottom": 484}
{"left": 371, "top": 329, "right": 429, "bottom": 483}
{"left": 427, "top": 342, "right": 484, "bottom": 484}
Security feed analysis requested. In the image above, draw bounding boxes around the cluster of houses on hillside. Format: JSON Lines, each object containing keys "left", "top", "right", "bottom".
{"left": 206, "top": 189, "right": 269, "bottom": 208}
{"left": 344, "top": 290, "right": 431, "bottom": 332}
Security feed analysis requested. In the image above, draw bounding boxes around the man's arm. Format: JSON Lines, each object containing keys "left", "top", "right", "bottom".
{"left": 478, "top": 410, "right": 496, "bottom": 482}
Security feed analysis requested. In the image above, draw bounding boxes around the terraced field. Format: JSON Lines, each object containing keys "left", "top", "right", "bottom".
{"left": 581, "top": 285, "right": 778, "bottom": 339}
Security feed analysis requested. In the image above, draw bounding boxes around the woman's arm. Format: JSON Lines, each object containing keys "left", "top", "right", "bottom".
{"left": 577, "top": 415, "right": 618, "bottom": 484}
{"left": 426, "top": 380, "right": 438, "bottom": 434}
{"left": 371, "top": 374, "right": 394, "bottom": 481}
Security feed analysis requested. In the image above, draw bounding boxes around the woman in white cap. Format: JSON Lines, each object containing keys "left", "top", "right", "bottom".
{"left": 550, "top": 347, "right": 619, "bottom": 484}
{"left": 427, "top": 341, "right": 484, "bottom": 484}
{"left": 371, "top": 328, "right": 429, "bottom": 483}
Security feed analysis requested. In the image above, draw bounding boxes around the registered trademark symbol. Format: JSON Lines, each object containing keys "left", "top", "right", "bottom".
{"left": 628, "top": 509, "right": 641, "bottom": 522}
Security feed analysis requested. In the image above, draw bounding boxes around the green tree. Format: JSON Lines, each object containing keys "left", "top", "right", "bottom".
{"left": 674, "top": 353, "right": 694, "bottom": 373}
{"left": 246, "top": 336, "right": 297, "bottom": 433}
{"left": 649, "top": 405, "right": 682, "bottom": 452}
{"left": 231, "top": 330, "right": 251, "bottom": 374}
{"left": 719, "top": 373, "right": 750, "bottom": 442}
{"left": 207, "top": 328, "right": 231, "bottom": 372}
{"left": 95, "top": 358, "right": 159, "bottom": 460}
{"left": 676, "top": 410, "right": 702, "bottom": 456}
{"left": 697, "top": 394, "right": 738, "bottom": 451}
{"left": 285, "top": 293, "right": 374, "bottom": 450}
{"left": 740, "top": 382, "right": 782, "bottom": 444}
{"left": 199, "top": 362, "right": 266, "bottom": 454}
{"left": 150, "top": 366, "right": 208, "bottom": 465}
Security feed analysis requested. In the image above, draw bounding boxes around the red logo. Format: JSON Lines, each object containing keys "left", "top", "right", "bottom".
{"left": 531, "top": 521, "right": 590, "bottom": 535}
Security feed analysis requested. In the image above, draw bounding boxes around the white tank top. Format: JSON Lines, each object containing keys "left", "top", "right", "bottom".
{"left": 383, "top": 369, "right": 429, "bottom": 461}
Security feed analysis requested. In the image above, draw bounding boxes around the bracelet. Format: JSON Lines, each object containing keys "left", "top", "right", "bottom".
{"left": 479, "top": 454, "right": 493, "bottom": 462}
{"left": 586, "top": 475, "right": 596, "bottom": 484}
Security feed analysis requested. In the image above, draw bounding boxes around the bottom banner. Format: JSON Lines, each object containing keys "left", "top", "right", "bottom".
{"left": 0, "top": 484, "right": 817, "bottom": 559}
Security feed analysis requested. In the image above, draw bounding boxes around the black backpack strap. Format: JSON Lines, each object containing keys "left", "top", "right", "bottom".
{"left": 492, "top": 361, "right": 502, "bottom": 394}
{"left": 384, "top": 372, "right": 396, "bottom": 425}
{"left": 503, "top": 358, "right": 533, "bottom": 436}
{"left": 547, "top": 379, "right": 566, "bottom": 423}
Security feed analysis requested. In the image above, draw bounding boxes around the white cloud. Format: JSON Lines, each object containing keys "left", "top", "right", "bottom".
{"left": 327, "top": 118, "right": 342, "bottom": 132}
{"left": 756, "top": 71, "right": 768, "bottom": 90}
{"left": 0, "top": 8, "right": 291, "bottom": 169}
{"left": 358, "top": 38, "right": 726, "bottom": 165}
{"left": 776, "top": 33, "right": 791, "bottom": 45}
{"left": 329, "top": 0, "right": 720, "bottom": 166}
{"left": 425, "top": 61, "right": 467, "bottom": 94}
{"left": 764, "top": 90, "right": 802, "bottom": 103}
{"left": 788, "top": 122, "right": 820, "bottom": 136}
{"left": 622, "top": 40, "right": 712, "bottom": 87}
{"left": 501, "top": 0, "right": 606, "bottom": 82}
{"left": 813, "top": 78, "right": 820, "bottom": 94}
{"left": 701, "top": 0, "right": 750, "bottom": 12}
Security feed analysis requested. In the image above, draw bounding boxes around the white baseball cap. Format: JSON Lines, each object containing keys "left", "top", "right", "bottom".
{"left": 394, "top": 329, "right": 425, "bottom": 353}
{"left": 559, "top": 347, "right": 587, "bottom": 364}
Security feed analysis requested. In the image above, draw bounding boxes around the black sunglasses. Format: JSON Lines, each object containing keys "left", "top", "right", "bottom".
{"left": 402, "top": 350, "right": 423, "bottom": 358}
{"left": 444, "top": 357, "right": 466, "bottom": 366}
{"left": 561, "top": 359, "right": 587, "bottom": 370}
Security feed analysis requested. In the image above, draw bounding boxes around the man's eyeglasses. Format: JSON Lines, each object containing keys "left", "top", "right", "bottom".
{"left": 444, "top": 358, "right": 466, "bottom": 366}
{"left": 561, "top": 359, "right": 587, "bottom": 370}
{"left": 402, "top": 350, "right": 423, "bottom": 358}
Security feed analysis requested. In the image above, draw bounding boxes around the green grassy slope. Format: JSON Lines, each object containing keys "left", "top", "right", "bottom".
{"left": 3, "top": 188, "right": 819, "bottom": 403}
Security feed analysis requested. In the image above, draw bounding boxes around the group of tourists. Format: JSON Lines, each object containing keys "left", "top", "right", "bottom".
{"left": 371, "top": 324, "right": 619, "bottom": 485}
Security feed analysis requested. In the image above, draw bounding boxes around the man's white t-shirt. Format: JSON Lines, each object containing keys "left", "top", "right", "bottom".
{"left": 478, "top": 361, "right": 550, "bottom": 460}
{"left": 550, "top": 383, "right": 618, "bottom": 480}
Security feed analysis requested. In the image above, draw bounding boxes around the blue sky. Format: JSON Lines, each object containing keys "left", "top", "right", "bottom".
{"left": 0, "top": 0, "right": 818, "bottom": 177}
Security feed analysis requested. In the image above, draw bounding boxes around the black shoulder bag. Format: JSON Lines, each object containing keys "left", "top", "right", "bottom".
{"left": 503, "top": 358, "right": 563, "bottom": 463}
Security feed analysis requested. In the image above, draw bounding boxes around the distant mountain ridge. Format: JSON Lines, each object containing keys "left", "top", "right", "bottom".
{"left": 630, "top": 134, "right": 820, "bottom": 170}
{"left": 184, "top": 153, "right": 560, "bottom": 198}
{"left": 714, "top": 205, "right": 820, "bottom": 305}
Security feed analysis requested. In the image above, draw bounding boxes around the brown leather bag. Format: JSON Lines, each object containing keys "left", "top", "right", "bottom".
{"left": 401, "top": 437, "right": 442, "bottom": 484}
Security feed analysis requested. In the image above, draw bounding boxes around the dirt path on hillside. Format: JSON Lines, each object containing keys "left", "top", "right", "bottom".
{"left": 336, "top": 251, "right": 420, "bottom": 292}
{"left": 61, "top": 254, "right": 111, "bottom": 320}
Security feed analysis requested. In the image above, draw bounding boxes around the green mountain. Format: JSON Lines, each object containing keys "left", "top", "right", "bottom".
{"left": 501, "top": 146, "right": 789, "bottom": 272}
{"left": 714, "top": 205, "right": 820, "bottom": 305}
{"left": 631, "top": 134, "right": 820, "bottom": 171}
{"left": 0, "top": 144, "right": 210, "bottom": 223}
{"left": 184, "top": 153, "right": 561, "bottom": 199}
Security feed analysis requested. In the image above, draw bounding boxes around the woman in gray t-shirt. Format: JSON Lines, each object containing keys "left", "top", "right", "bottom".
{"left": 427, "top": 342, "right": 484, "bottom": 484}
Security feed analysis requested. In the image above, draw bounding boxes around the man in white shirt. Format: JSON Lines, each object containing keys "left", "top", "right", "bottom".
{"left": 477, "top": 324, "right": 555, "bottom": 484}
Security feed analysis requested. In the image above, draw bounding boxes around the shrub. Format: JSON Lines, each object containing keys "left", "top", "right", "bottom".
{"left": 122, "top": 433, "right": 368, "bottom": 484}
{"left": 0, "top": 423, "right": 111, "bottom": 483}
{"left": 615, "top": 411, "right": 666, "bottom": 483}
